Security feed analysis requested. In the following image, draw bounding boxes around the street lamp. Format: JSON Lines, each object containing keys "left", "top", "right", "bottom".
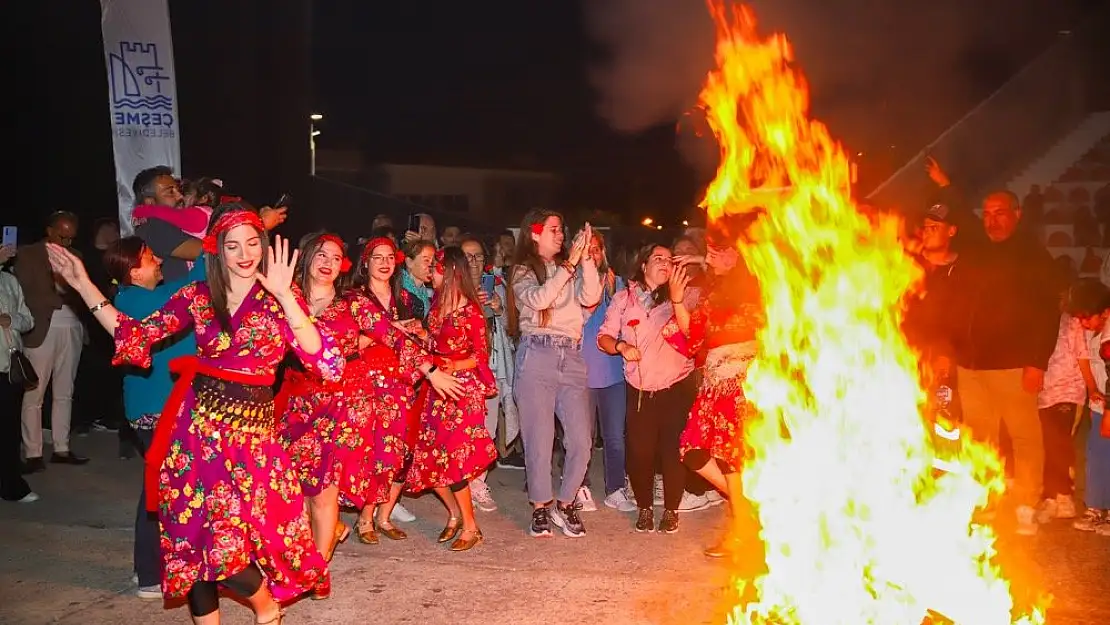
{"left": 310, "top": 113, "right": 323, "bottom": 176}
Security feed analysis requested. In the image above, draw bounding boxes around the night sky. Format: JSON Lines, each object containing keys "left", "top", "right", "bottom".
{"left": 9, "top": 0, "right": 1103, "bottom": 242}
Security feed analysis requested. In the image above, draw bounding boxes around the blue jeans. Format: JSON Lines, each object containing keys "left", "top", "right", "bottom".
{"left": 1088, "top": 412, "right": 1110, "bottom": 509}
{"left": 132, "top": 427, "right": 161, "bottom": 587}
{"left": 589, "top": 382, "right": 627, "bottom": 495}
{"left": 514, "top": 337, "right": 592, "bottom": 504}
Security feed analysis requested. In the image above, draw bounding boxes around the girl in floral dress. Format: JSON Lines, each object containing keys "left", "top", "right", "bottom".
{"left": 278, "top": 233, "right": 459, "bottom": 580}
{"left": 344, "top": 237, "right": 461, "bottom": 544}
{"left": 46, "top": 203, "right": 340, "bottom": 624}
{"left": 407, "top": 247, "right": 499, "bottom": 552}
{"left": 663, "top": 232, "right": 765, "bottom": 558}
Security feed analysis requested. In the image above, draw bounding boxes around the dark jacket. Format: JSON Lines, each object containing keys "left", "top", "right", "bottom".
{"left": 946, "top": 232, "right": 1059, "bottom": 371}
{"left": 904, "top": 254, "right": 961, "bottom": 361}
{"left": 12, "top": 241, "right": 85, "bottom": 349}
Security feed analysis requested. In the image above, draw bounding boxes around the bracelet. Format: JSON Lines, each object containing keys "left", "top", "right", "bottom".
{"left": 670, "top": 299, "right": 684, "bottom": 305}
{"left": 427, "top": 364, "right": 439, "bottom": 375}
{"left": 560, "top": 261, "right": 575, "bottom": 273}
{"left": 89, "top": 300, "right": 111, "bottom": 313}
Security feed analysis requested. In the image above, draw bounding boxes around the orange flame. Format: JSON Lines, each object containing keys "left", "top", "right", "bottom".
{"left": 694, "top": 2, "right": 1047, "bottom": 624}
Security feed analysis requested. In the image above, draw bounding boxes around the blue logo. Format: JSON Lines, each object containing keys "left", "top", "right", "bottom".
{"left": 108, "top": 41, "right": 176, "bottom": 136}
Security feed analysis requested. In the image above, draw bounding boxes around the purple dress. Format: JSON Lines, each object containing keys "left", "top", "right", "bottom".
{"left": 113, "top": 281, "right": 345, "bottom": 601}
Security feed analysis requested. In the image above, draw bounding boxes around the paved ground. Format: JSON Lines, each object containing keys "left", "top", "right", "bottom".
{"left": 1, "top": 432, "right": 1108, "bottom": 625}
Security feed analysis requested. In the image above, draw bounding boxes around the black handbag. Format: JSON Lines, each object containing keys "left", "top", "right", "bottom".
{"left": 4, "top": 329, "right": 38, "bottom": 391}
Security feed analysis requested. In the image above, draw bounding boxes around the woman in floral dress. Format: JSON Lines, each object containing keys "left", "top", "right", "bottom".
{"left": 344, "top": 236, "right": 460, "bottom": 544}
{"left": 278, "top": 233, "right": 458, "bottom": 580}
{"left": 663, "top": 228, "right": 764, "bottom": 558}
{"left": 46, "top": 203, "right": 340, "bottom": 624}
{"left": 407, "top": 247, "right": 499, "bottom": 552}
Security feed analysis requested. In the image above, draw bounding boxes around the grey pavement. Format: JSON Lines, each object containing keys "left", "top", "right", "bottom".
{"left": 1, "top": 431, "right": 1108, "bottom": 625}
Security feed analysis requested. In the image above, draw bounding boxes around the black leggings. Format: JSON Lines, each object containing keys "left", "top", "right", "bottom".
{"left": 186, "top": 565, "right": 265, "bottom": 617}
{"left": 683, "top": 448, "right": 738, "bottom": 475}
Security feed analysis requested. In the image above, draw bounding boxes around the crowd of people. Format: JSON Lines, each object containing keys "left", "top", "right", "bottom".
{"left": 2, "top": 157, "right": 1109, "bottom": 623}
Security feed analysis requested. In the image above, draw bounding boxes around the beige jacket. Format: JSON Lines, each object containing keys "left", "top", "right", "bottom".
{"left": 0, "top": 270, "right": 34, "bottom": 373}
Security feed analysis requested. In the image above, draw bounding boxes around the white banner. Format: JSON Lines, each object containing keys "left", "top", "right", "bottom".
{"left": 100, "top": 0, "right": 181, "bottom": 235}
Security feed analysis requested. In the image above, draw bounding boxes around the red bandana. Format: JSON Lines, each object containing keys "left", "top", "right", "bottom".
{"left": 318, "top": 234, "right": 352, "bottom": 272}
{"left": 202, "top": 210, "right": 264, "bottom": 255}
{"left": 360, "top": 237, "right": 405, "bottom": 267}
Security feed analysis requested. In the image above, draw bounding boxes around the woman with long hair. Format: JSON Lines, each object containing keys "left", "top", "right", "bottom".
{"left": 506, "top": 208, "right": 601, "bottom": 538}
{"left": 458, "top": 235, "right": 518, "bottom": 513}
{"left": 277, "top": 233, "right": 460, "bottom": 589}
{"left": 664, "top": 216, "right": 765, "bottom": 557}
{"left": 406, "top": 246, "right": 499, "bottom": 551}
{"left": 579, "top": 230, "right": 633, "bottom": 512}
{"left": 598, "top": 244, "right": 700, "bottom": 533}
{"left": 343, "top": 236, "right": 446, "bottom": 544}
{"left": 44, "top": 201, "right": 342, "bottom": 623}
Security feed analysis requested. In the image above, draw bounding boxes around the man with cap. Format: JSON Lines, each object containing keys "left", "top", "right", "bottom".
{"left": 905, "top": 202, "right": 960, "bottom": 386}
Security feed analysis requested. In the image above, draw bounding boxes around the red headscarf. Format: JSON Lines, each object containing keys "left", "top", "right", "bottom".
{"left": 316, "top": 234, "right": 352, "bottom": 272}
{"left": 202, "top": 208, "right": 264, "bottom": 255}
{"left": 360, "top": 236, "right": 405, "bottom": 267}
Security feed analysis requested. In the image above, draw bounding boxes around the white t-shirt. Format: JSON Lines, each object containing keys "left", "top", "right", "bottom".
{"left": 1038, "top": 314, "right": 1089, "bottom": 409}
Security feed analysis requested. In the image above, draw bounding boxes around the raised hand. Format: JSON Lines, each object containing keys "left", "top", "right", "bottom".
{"left": 259, "top": 205, "right": 288, "bottom": 231}
{"left": 44, "top": 243, "right": 90, "bottom": 289}
{"left": 566, "top": 226, "right": 589, "bottom": 266}
{"left": 668, "top": 264, "right": 691, "bottom": 303}
{"left": 258, "top": 235, "right": 300, "bottom": 300}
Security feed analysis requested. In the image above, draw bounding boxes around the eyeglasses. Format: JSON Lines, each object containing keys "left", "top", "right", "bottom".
{"left": 369, "top": 255, "right": 395, "bottom": 263}
{"left": 465, "top": 253, "right": 485, "bottom": 264}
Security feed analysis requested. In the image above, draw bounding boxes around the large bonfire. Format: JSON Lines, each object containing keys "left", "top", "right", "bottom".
{"left": 693, "top": 2, "right": 1047, "bottom": 624}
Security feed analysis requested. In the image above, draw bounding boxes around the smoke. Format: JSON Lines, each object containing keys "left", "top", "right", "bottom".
{"left": 584, "top": 0, "right": 1079, "bottom": 178}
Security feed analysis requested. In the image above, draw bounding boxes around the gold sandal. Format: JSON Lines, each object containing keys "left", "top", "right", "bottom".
{"left": 356, "top": 518, "right": 379, "bottom": 545}
{"left": 323, "top": 520, "right": 351, "bottom": 562}
{"left": 449, "top": 528, "right": 484, "bottom": 552}
{"left": 376, "top": 520, "right": 408, "bottom": 541}
{"left": 437, "top": 517, "right": 461, "bottom": 543}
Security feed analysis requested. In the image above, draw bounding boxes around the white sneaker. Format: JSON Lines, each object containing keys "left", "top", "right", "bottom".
{"left": 575, "top": 486, "right": 598, "bottom": 512}
{"left": 1055, "top": 494, "right": 1077, "bottom": 519}
{"left": 470, "top": 480, "right": 498, "bottom": 512}
{"left": 1074, "top": 508, "right": 1105, "bottom": 531}
{"left": 1035, "top": 498, "right": 1057, "bottom": 524}
{"left": 136, "top": 585, "right": 162, "bottom": 600}
{"left": 1015, "top": 505, "right": 1038, "bottom": 536}
{"left": 390, "top": 503, "right": 416, "bottom": 523}
{"left": 705, "top": 490, "right": 726, "bottom": 506}
{"left": 677, "top": 491, "right": 712, "bottom": 513}
{"left": 653, "top": 475, "right": 664, "bottom": 506}
{"left": 603, "top": 488, "right": 637, "bottom": 512}
{"left": 17, "top": 492, "right": 39, "bottom": 503}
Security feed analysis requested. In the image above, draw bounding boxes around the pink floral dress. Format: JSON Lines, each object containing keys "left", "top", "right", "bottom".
{"left": 113, "top": 281, "right": 344, "bottom": 601}
{"left": 407, "top": 301, "right": 499, "bottom": 492}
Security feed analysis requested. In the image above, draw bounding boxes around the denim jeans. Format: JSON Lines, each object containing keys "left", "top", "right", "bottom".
{"left": 132, "top": 427, "right": 161, "bottom": 587}
{"left": 514, "top": 336, "right": 592, "bottom": 504}
{"left": 589, "top": 382, "right": 627, "bottom": 495}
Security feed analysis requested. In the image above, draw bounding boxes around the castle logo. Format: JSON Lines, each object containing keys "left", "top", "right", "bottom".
{"left": 108, "top": 41, "right": 176, "bottom": 136}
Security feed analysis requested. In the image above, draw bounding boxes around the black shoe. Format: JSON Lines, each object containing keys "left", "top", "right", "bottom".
{"left": 635, "top": 508, "right": 654, "bottom": 533}
{"left": 91, "top": 419, "right": 119, "bottom": 433}
{"left": 21, "top": 457, "right": 45, "bottom": 474}
{"left": 496, "top": 453, "right": 526, "bottom": 470}
{"left": 658, "top": 509, "right": 679, "bottom": 534}
{"left": 529, "top": 507, "right": 553, "bottom": 537}
{"left": 50, "top": 452, "right": 90, "bottom": 465}
{"left": 552, "top": 502, "right": 586, "bottom": 538}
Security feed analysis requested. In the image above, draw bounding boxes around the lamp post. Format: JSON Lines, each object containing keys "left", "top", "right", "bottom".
{"left": 310, "top": 113, "right": 323, "bottom": 176}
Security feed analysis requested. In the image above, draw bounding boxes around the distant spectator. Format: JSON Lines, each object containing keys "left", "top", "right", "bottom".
{"left": 440, "top": 225, "right": 461, "bottom": 248}
{"left": 403, "top": 213, "right": 437, "bottom": 247}
{"left": 1024, "top": 184, "right": 1045, "bottom": 226}
{"left": 371, "top": 213, "right": 393, "bottom": 232}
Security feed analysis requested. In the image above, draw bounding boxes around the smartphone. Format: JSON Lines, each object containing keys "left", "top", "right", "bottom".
{"left": 274, "top": 193, "right": 291, "bottom": 209}
{"left": 1, "top": 226, "right": 16, "bottom": 247}
{"left": 481, "top": 274, "right": 496, "bottom": 295}
{"left": 407, "top": 213, "right": 422, "bottom": 235}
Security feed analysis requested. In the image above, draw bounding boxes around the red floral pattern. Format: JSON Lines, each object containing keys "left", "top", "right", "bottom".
{"left": 406, "top": 301, "right": 498, "bottom": 492}
{"left": 662, "top": 292, "right": 764, "bottom": 470}
{"left": 113, "top": 281, "right": 344, "bottom": 601}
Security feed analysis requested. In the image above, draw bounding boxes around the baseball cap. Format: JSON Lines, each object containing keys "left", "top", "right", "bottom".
{"left": 924, "top": 202, "right": 952, "bottom": 224}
